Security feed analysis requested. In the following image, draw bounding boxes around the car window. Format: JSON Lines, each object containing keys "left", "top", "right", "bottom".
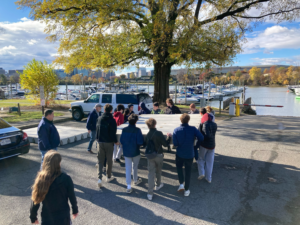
{"left": 0, "top": 118, "right": 12, "bottom": 129}
{"left": 116, "top": 94, "right": 138, "bottom": 104}
{"left": 86, "top": 94, "right": 100, "bottom": 103}
{"left": 102, "top": 94, "right": 112, "bottom": 103}
{"left": 138, "top": 94, "right": 152, "bottom": 104}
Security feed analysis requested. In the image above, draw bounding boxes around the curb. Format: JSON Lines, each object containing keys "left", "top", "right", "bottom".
{"left": 16, "top": 117, "right": 73, "bottom": 130}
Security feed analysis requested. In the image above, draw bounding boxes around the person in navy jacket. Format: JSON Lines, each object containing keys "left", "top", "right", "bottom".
{"left": 120, "top": 114, "right": 144, "bottom": 193}
{"left": 173, "top": 113, "right": 203, "bottom": 197}
{"left": 86, "top": 104, "right": 102, "bottom": 154}
{"left": 138, "top": 102, "right": 151, "bottom": 115}
{"left": 37, "top": 110, "right": 60, "bottom": 167}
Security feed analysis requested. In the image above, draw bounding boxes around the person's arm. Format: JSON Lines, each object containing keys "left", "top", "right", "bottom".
{"left": 38, "top": 125, "right": 52, "bottom": 150}
{"left": 120, "top": 130, "right": 125, "bottom": 145}
{"left": 120, "top": 114, "right": 124, "bottom": 125}
{"left": 195, "top": 127, "right": 204, "bottom": 149}
{"left": 137, "top": 129, "right": 144, "bottom": 146}
{"left": 29, "top": 201, "right": 40, "bottom": 224}
{"left": 111, "top": 119, "right": 118, "bottom": 143}
{"left": 66, "top": 175, "right": 78, "bottom": 216}
{"left": 176, "top": 107, "right": 181, "bottom": 114}
{"left": 172, "top": 130, "right": 179, "bottom": 147}
{"left": 86, "top": 113, "right": 92, "bottom": 130}
{"left": 158, "top": 131, "right": 169, "bottom": 147}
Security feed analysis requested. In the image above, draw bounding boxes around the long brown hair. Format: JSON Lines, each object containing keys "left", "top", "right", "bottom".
{"left": 32, "top": 150, "right": 62, "bottom": 204}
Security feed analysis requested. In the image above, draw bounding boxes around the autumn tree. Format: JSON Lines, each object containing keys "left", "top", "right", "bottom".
{"left": 0, "top": 74, "right": 7, "bottom": 85}
{"left": 20, "top": 59, "right": 59, "bottom": 106}
{"left": 17, "top": 0, "right": 300, "bottom": 103}
{"left": 120, "top": 74, "right": 126, "bottom": 79}
{"left": 130, "top": 73, "right": 135, "bottom": 79}
{"left": 235, "top": 70, "right": 242, "bottom": 79}
{"left": 286, "top": 66, "right": 294, "bottom": 85}
{"left": 88, "top": 77, "right": 93, "bottom": 85}
{"left": 249, "top": 67, "right": 262, "bottom": 86}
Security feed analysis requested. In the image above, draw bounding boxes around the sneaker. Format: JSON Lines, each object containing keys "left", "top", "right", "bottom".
{"left": 147, "top": 194, "right": 153, "bottom": 201}
{"left": 154, "top": 183, "right": 164, "bottom": 191}
{"left": 97, "top": 179, "right": 103, "bottom": 188}
{"left": 177, "top": 184, "right": 184, "bottom": 192}
{"left": 95, "top": 163, "right": 98, "bottom": 167}
{"left": 198, "top": 175, "right": 205, "bottom": 180}
{"left": 126, "top": 188, "right": 132, "bottom": 193}
{"left": 133, "top": 178, "right": 142, "bottom": 186}
{"left": 206, "top": 179, "right": 211, "bottom": 184}
{"left": 115, "top": 159, "right": 121, "bottom": 163}
{"left": 106, "top": 176, "right": 115, "bottom": 182}
{"left": 184, "top": 190, "right": 190, "bottom": 196}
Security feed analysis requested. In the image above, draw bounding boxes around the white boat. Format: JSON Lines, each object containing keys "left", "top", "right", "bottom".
{"left": 294, "top": 88, "right": 300, "bottom": 96}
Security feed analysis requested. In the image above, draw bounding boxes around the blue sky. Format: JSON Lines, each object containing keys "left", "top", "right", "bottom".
{"left": 0, "top": 0, "right": 300, "bottom": 75}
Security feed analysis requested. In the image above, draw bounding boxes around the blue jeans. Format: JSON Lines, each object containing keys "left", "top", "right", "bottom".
{"left": 40, "top": 148, "right": 57, "bottom": 169}
{"left": 87, "top": 130, "right": 96, "bottom": 151}
{"left": 197, "top": 147, "right": 215, "bottom": 182}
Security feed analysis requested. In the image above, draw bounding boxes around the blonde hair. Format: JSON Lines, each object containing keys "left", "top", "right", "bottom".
{"left": 145, "top": 118, "right": 157, "bottom": 129}
{"left": 205, "top": 106, "right": 213, "bottom": 113}
{"left": 31, "top": 151, "right": 61, "bottom": 204}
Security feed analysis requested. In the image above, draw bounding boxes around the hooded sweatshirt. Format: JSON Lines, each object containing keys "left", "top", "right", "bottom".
{"left": 96, "top": 112, "right": 117, "bottom": 143}
{"left": 198, "top": 113, "right": 217, "bottom": 149}
{"left": 113, "top": 111, "right": 124, "bottom": 126}
{"left": 139, "top": 102, "right": 151, "bottom": 115}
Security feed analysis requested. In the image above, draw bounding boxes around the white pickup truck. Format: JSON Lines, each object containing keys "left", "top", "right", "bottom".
{"left": 69, "top": 92, "right": 153, "bottom": 121}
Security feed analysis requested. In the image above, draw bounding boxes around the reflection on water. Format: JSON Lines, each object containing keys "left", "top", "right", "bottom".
{"left": 58, "top": 85, "right": 300, "bottom": 117}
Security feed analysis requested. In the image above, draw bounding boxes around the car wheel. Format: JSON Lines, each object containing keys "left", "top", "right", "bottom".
{"left": 72, "top": 109, "right": 83, "bottom": 121}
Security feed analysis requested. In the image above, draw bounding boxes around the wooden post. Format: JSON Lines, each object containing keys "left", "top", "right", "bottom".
{"left": 243, "top": 86, "right": 246, "bottom": 103}
{"left": 18, "top": 103, "right": 21, "bottom": 116}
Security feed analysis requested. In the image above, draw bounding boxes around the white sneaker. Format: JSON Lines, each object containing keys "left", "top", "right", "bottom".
{"left": 198, "top": 175, "right": 205, "bottom": 180}
{"left": 154, "top": 183, "right": 164, "bottom": 191}
{"left": 134, "top": 178, "right": 142, "bottom": 186}
{"left": 177, "top": 184, "right": 184, "bottom": 192}
{"left": 206, "top": 179, "right": 211, "bottom": 184}
{"left": 106, "top": 176, "right": 115, "bottom": 182}
{"left": 126, "top": 188, "right": 132, "bottom": 193}
{"left": 147, "top": 194, "right": 153, "bottom": 201}
{"left": 184, "top": 190, "right": 190, "bottom": 196}
{"left": 97, "top": 179, "right": 103, "bottom": 188}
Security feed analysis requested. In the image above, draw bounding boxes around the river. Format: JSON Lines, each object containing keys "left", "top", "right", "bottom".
{"left": 58, "top": 85, "right": 299, "bottom": 117}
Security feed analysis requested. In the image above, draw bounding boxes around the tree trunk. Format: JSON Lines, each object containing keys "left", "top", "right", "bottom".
{"left": 153, "top": 62, "right": 172, "bottom": 105}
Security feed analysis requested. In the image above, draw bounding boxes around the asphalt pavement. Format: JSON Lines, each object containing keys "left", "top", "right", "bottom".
{"left": 0, "top": 116, "right": 299, "bottom": 225}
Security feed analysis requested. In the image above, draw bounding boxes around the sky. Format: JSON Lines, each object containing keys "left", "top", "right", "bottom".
{"left": 0, "top": 1, "right": 300, "bottom": 75}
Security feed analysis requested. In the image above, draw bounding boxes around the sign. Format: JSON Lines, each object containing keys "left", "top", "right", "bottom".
{"left": 219, "top": 96, "right": 223, "bottom": 101}
{"left": 40, "top": 86, "right": 45, "bottom": 106}
{"left": 41, "top": 99, "right": 45, "bottom": 106}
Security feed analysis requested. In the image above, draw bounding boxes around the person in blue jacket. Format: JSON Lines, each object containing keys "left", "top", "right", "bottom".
{"left": 138, "top": 102, "right": 151, "bottom": 115}
{"left": 86, "top": 104, "right": 102, "bottom": 154}
{"left": 120, "top": 114, "right": 144, "bottom": 194}
{"left": 37, "top": 109, "right": 60, "bottom": 168}
{"left": 173, "top": 113, "right": 203, "bottom": 197}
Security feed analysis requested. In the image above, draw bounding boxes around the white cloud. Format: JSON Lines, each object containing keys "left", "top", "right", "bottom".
{"left": 250, "top": 55, "right": 300, "bottom": 65}
{"left": 242, "top": 25, "right": 300, "bottom": 54}
{"left": 0, "top": 18, "right": 57, "bottom": 70}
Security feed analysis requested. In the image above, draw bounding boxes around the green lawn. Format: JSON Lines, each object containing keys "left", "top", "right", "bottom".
{"left": 0, "top": 99, "right": 75, "bottom": 108}
{"left": 176, "top": 104, "right": 232, "bottom": 117}
{"left": 2, "top": 111, "right": 64, "bottom": 123}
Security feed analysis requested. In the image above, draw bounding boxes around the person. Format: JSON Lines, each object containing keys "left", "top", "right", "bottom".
{"left": 120, "top": 114, "right": 144, "bottom": 193}
{"left": 123, "top": 108, "right": 130, "bottom": 123}
{"left": 96, "top": 104, "right": 119, "bottom": 187}
{"left": 188, "top": 103, "right": 199, "bottom": 114}
{"left": 166, "top": 98, "right": 181, "bottom": 114}
{"left": 151, "top": 102, "right": 164, "bottom": 114}
{"left": 37, "top": 109, "right": 60, "bottom": 168}
{"left": 196, "top": 108, "right": 217, "bottom": 183}
{"left": 86, "top": 104, "right": 102, "bottom": 154}
{"left": 128, "top": 103, "right": 135, "bottom": 115}
{"left": 144, "top": 118, "right": 171, "bottom": 201}
{"left": 173, "top": 113, "right": 203, "bottom": 197}
{"left": 205, "top": 106, "right": 215, "bottom": 122}
{"left": 139, "top": 102, "right": 151, "bottom": 115}
{"left": 30, "top": 151, "right": 78, "bottom": 225}
{"left": 113, "top": 104, "right": 125, "bottom": 163}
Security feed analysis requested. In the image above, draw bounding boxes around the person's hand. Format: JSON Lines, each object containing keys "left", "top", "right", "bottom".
{"left": 73, "top": 213, "right": 79, "bottom": 219}
{"left": 32, "top": 220, "right": 39, "bottom": 224}
{"left": 88, "top": 130, "right": 91, "bottom": 134}
{"left": 115, "top": 142, "right": 120, "bottom": 145}
{"left": 167, "top": 133, "right": 172, "bottom": 137}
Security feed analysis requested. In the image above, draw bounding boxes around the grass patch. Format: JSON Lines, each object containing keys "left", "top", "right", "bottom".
{"left": 1, "top": 111, "right": 64, "bottom": 123}
{"left": 0, "top": 99, "right": 75, "bottom": 108}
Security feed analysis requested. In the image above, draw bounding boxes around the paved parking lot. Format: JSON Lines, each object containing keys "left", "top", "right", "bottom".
{"left": 0, "top": 116, "right": 300, "bottom": 225}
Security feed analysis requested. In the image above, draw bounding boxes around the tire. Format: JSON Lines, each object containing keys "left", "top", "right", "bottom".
{"left": 72, "top": 108, "right": 83, "bottom": 121}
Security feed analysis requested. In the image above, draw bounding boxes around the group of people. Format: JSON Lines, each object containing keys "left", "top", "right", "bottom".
{"left": 31, "top": 99, "right": 217, "bottom": 224}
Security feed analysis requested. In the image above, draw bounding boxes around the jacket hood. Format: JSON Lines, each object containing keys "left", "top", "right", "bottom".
{"left": 114, "top": 111, "right": 123, "bottom": 117}
{"left": 139, "top": 102, "right": 147, "bottom": 109}
{"left": 201, "top": 113, "right": 212, "bottom": 123}
{"left": 102, "top": 112, "right": 113, "bottom": 119}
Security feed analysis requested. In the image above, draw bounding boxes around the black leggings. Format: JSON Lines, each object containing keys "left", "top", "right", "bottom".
{"left": 176, "top": 155, "right": 193, "bottom": 191}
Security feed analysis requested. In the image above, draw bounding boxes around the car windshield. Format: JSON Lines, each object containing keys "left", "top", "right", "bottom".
{"left": 0, "top": 118, "right": 12, "bottom": 129}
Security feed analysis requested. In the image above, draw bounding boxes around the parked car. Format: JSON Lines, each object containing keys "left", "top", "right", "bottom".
{"left": 70, "top": 93, "right": 153, "bottom": 121}
{"left": 0, "top": 118, "right": 30, "bottom": 160}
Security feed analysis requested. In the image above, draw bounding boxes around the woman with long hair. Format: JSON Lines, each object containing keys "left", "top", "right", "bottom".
{"left": 30, "top": 151, "right": 78, "bottom": 225}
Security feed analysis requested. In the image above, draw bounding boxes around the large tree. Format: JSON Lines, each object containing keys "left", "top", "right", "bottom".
{"left": 17, "top": 0, "right": 300, "bottom": 103}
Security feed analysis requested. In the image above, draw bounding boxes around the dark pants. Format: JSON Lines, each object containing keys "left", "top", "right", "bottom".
{"left": 176, "top": 155, "right": 193, "bottom": 191}
{"left": 87, "top": 130, "right": 96, "bottom": 151}
{"left": 97, "top": 142, "right": 114, "bottom": 179}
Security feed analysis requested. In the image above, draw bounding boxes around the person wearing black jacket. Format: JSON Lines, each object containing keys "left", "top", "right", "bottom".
{"left": 144, "top": 118, "right": 171, "bottom": 201}
{"left": 195, "top": 108, "right": 217, "bottom": 184}
{"left": 30, "top": 151, "right": 78, "bottom": 225}
{"left": 165, "top": 98, "right": 181, "bottom": 114}
{"left": 96, "top": 104, "right": 119, "bottom": 187}
{"left": 86, "top": 104, "right": 102, "bottom": 154}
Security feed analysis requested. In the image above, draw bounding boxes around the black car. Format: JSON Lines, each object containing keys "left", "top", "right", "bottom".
{"left": 0, "top": 118, "right": 30, "bottom": 160}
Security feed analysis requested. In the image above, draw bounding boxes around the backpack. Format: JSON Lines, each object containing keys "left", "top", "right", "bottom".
{"left": 145, "top": 131, "right": 157, "bottom": 159}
